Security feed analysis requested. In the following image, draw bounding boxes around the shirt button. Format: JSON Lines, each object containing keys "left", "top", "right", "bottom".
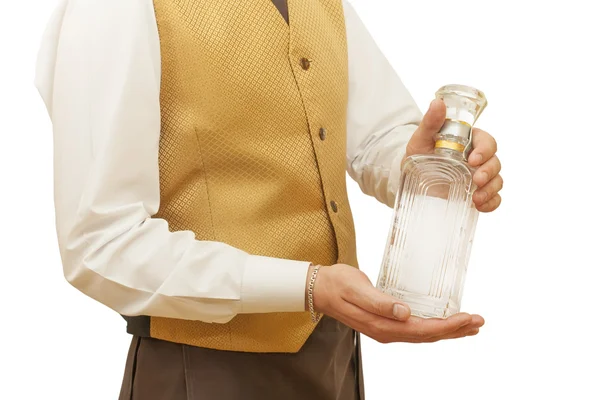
{"left": 300, "top": 58, "right": 311, "bottom": 70}
{"left": 330, "top": 200, "right": 338, "bottom": 213}
{"left": 319, "top": 128, "right": 327, "bottom": 141}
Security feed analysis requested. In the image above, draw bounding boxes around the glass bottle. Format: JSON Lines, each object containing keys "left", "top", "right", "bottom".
{"left": 377, "top": 84, "right": 488, "bottom": 318}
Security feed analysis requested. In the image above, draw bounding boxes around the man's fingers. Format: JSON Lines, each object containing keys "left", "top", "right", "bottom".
{"left": 469, "top": 314, "right": 485, "bottom": 327}
{"left": 424, "top": 314, "right": 484, "bottom": 342}
{"left": 404, "top": 327, "right": 480, "bottom": 343}
{"left": 414, "top": 314, "right": 483, "bottom": 342}
{"left": 473, "top": 155, "right": 502, "bottom": 187}
{"left": 366, "top": 312, "right": 475, "bottom": 341}
{"left": 395, "top": 313, "right": 475, "bottom": 340}
{"left": 430, "top": 325, "right": 481, "bottom": 342}
{"left": 469, "top": 128, "right": 497, "bottom": 167}
{"left": 343, "top": 283, "right": 411, "bottom": 321}
{"left": 478, "top": 193, "right": 502, "bottom": 213}
{"left": 474, "top": 174, "right": 503, "bottom": 206}
{"left": 364, "top": 312, "right": 480, "bottom": 342}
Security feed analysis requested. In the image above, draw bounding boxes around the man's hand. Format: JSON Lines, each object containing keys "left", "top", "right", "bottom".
{"left": 405, "top": 99, "right": 503, "bottom": 213}
{"left": 309, "top": 264, "right": 484, "bottom": 343}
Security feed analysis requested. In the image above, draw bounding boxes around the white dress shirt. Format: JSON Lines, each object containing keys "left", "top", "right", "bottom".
{"left": 34, "top": 0, "right": 423, "bottom": 323}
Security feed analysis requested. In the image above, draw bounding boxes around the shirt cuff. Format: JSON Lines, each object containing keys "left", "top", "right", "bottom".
{"left": 240, "top": 255, "right": 311, "bottom": 314}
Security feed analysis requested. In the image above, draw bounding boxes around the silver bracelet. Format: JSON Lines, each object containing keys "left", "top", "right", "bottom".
{"left": 308, "top": 265, "right": 322, "bottom": 323}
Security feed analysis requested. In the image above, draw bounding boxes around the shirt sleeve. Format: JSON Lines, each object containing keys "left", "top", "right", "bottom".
{"left": 343, "top": 0, "right": 424, "bottom": 208}
{"left": 34, "top": 0, "right": 310, "bottom": 324}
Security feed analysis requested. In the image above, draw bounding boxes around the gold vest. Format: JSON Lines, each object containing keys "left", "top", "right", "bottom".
{"left": 140, "top": 0, "right": 358, "bottom": 353}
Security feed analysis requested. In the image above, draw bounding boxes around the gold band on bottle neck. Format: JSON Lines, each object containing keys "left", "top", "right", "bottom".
{"left": 435, "top": 140, "right": 466, "bottom": 152}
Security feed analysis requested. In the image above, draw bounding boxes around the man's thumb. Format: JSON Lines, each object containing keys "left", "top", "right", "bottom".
{"left": 409, "top": 99, "right": 447, "bottom": 153}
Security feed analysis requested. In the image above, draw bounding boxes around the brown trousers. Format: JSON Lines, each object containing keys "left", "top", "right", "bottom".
{"left": 118, "top": 317, "right": 364, "bottom": 400}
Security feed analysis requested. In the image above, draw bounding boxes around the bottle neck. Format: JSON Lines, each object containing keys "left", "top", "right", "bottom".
{"left": 434, "top": 141, "right": 467, "bottom": 161}
{"left": 434, "top": 119, "right": 472, "bottom": 161}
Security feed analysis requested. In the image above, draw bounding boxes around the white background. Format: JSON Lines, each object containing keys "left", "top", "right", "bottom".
{"left": 1, "top": 0, "right": 599, "bottom": 399}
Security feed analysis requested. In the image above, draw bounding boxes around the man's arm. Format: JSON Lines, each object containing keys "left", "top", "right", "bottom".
{"left": 343, "top": 0, "right": 423, "bottom": 208}
{"left": 34, "top": 0, "right": 310, "bottom": 323}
